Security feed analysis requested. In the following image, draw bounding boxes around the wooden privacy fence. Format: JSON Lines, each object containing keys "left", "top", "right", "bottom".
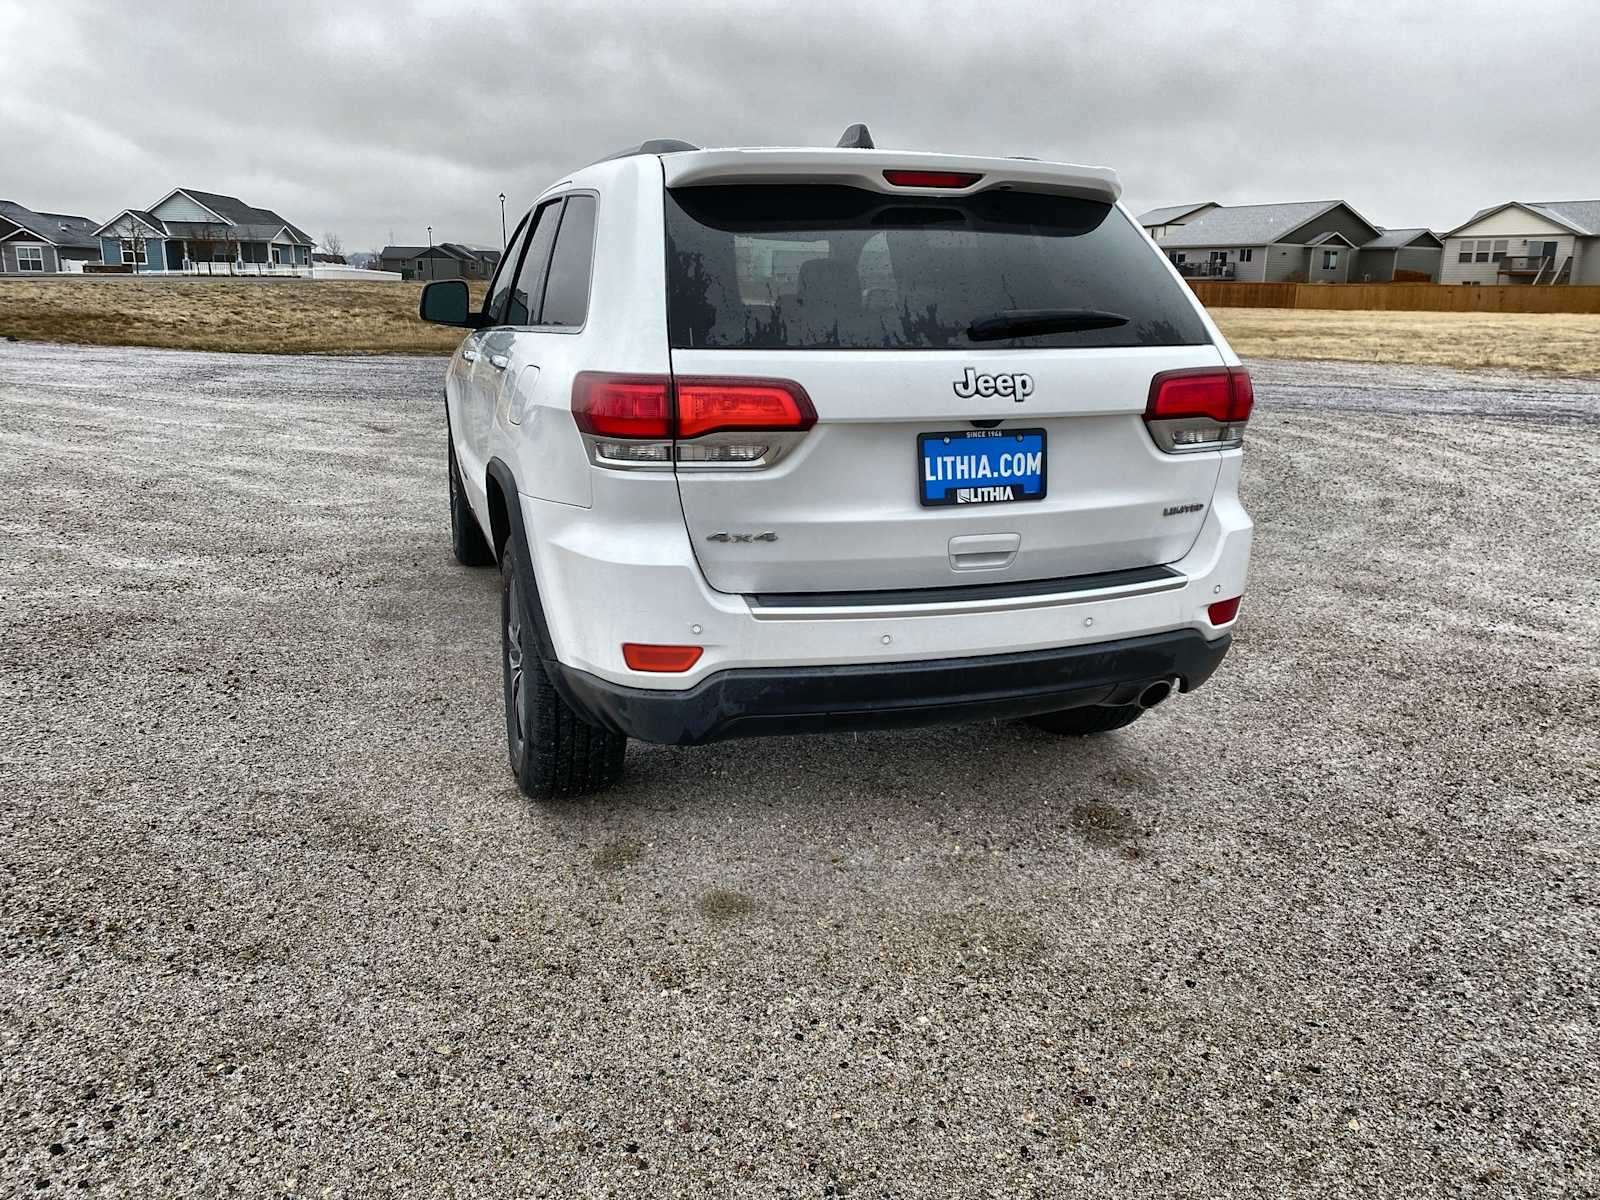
{"left": 1188, "top": 281, "right": 1600, "bottom": 314}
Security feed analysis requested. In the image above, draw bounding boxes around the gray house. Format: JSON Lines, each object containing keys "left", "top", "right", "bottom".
{"left": 93, "top": 188, "right": 315, "bottom": 273}
{"left": 1354, "top": 228, "right": 1446, "bottom": 282}
{"left": 378, "top": 245, "right": 428, "bottom": 275}
{"left": 381, "top": 242, "right": 500, "bottom": 281}
{"left": 1137, "top": 201, "right": 1218, "bottom": 241}
{"left": 1439, "top": 200, "right": 1600, "bottom": 285}
{"left": 0, "top": 201, "right": 100, "bottom": 273}
{"left": 1151, "top": 200, "right": 1441, "bottom": 283}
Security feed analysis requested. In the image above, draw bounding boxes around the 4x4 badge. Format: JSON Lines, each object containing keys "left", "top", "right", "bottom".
{"left": 706, "top": 531, "right": 778, "bottom": 543}
{"left": 953, "top": 367, "right": 1034, "bottom": 401}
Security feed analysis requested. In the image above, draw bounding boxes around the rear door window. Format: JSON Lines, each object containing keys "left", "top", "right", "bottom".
{"left": 540, "top": 195, "right": 598, "bottom": 328}
{"left": 665, "top": 185, "right": 1210, "bottom": 350}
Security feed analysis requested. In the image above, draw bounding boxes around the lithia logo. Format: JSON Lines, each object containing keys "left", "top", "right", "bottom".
{"left": 953, "top": 368, "right": 1034, "bottom": 401}
{"left": 1163, "top": 503, "right": 1206, "bottom": 517}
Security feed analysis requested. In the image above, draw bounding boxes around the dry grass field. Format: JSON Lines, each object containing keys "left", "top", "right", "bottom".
{"left": 1210, "top": 307, "right": 1600, "bottom": 376}
{"left": 0, "top": 279, "right": 481, "bottom": 356}
{"left": 3, "top": 280, "right": 1600, "bottom": 375}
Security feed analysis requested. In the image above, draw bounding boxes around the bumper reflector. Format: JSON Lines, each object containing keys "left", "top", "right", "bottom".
{"left": 1207, "top": 596, "right": 1241, "bottom": 625}
{"left": 622, "top": 643, "right": 704, "bottom": 672}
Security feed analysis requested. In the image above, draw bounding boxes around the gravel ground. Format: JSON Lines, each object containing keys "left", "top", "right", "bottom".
{"left": 2, "top": 343, "right": 1597, "bottom": 1198}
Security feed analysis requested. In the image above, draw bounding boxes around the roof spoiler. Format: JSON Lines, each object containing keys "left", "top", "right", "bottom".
{"left": 663, "top": 149, "right": 1122, "bottom": 203}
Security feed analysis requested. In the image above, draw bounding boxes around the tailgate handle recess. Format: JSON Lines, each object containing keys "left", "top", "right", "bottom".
{"left": 948, "top": 533, "right": 1020, "bottom": 572}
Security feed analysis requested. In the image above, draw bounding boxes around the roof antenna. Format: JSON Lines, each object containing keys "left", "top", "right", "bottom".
{"left": 836, "top": 123, "right": 874, "bottom": 150}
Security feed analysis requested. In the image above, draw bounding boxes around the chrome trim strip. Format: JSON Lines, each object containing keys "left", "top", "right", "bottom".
{"left": 747, "top": 573, "right": 1186, "bottom": 620}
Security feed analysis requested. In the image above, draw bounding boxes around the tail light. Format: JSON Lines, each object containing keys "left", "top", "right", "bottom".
{"left": 572, "top": 373, "right": 674, "bottom": 463}
{"left": 883, "top": 169, "right": 984, "bottom": 189}
{"left": 1143, "top": 367, "right": 1254, "bottom": 453}
{"left": 675, "top": 378, "right": 815, "bottom": 438}
{"left": 572, "top": 373, "right": 814, "bottom": 470}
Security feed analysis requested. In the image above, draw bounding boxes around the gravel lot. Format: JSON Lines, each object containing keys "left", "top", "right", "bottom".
{"left": 2, "top": 342, "right": 1597, "bottom": 1198}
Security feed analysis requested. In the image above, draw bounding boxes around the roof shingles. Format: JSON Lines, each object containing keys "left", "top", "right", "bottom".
{"left": 1158, "top": 200, "right": 1345, "bottom": 249}
{"left": 1137, "top": 201, "right": 1215, "bottom": 226}
{"left": 0, "top": 200, "right": 99, "bottom": 248}
{"left": 169, "top": 188, "right": 314, "bottom": 244}
{"left": 1527, "top": 200, "right": 1600, "bottom": 237}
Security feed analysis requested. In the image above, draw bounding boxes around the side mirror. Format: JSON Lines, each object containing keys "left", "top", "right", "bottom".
{"left": 419, "top": 279, "right": 477, "bottom": 327}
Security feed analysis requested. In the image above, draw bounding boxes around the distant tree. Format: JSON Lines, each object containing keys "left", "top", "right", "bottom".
{"left": 322, "top": 230, "right": 344, "bottom": 257}
{"left": 184, "top": 222, "right": 239, "bottom": 272}
{"left": 112, "top": 217, "right": 149, "bottom": 270}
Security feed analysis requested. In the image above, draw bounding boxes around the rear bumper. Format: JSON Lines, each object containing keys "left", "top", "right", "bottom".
{"left": 517, "top": 452, "right": 1252, "bottom": 691}
{"left": 551, "top": 628, "right": 1231, "bottom": 746}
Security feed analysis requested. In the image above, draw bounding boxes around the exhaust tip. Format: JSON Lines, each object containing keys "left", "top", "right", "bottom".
{"left": 1138, "top": 678, "right": 1177, "bottom": 710}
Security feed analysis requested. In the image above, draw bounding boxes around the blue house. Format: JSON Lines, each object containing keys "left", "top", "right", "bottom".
{"left": 93, "top": 188, "right": 315, "bottom": 273}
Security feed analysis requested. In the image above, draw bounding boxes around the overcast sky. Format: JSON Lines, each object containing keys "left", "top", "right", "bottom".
{"left": 3, "top": 0, "right": 1596, "bottom": 253}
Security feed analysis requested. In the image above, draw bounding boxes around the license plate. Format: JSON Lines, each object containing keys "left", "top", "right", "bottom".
{"left": 918, "top": 428, "right": 1047, "bottom": 507}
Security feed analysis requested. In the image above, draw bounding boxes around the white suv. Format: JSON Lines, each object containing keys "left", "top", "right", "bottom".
{"left": 422, "top": 129, "right": 1253, "bottom": 798}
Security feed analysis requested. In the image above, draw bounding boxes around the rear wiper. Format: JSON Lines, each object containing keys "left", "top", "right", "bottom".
{"left": 966, "top": 308, "right": 1130, "bottom": 342}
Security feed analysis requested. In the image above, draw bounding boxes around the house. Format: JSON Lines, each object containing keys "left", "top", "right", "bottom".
{"left": 1150, "top": 200, "right": 1440, "bottom": 283}
{"left": 379, "top": 245, "right": 427, "bottom": 275}
{"left": 1439, "top": 200, "right": 1600, "bottom": 285}
{"left": 427, "top": 243, "right": 500, "bottom": 280}
{"left": 1353, "top": 228, "right": 1445, "bottom": 283}
{"left": 93, "top": 188, "right": 315, "bottom": 273}
{"left": 0, "top": 201, "right": 100, "bottom": 273}
{"left": 1137, "top": 201, "right": 1218, "bottom": 241}
{"left": 381, "top": 242, "right": 500, "bottom": 281}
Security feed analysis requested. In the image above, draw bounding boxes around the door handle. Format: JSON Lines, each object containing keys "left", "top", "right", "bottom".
{"left": 489, "top": 354, "right": 510, "bottom": 371}
{"left": 461, "top": 348, "right": 479, "bottom": 362}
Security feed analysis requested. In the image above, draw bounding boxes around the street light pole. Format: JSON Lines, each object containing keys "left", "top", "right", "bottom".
{"left": 499, "top": 193, "right": 507, "bottom": 251}
{"left": 426, "top": 224, "right": 433, "bottom": 281}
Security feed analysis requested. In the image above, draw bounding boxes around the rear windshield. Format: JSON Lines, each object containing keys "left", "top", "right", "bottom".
{"left": 664, "top": 185, "right": 1211, "bottom": 351}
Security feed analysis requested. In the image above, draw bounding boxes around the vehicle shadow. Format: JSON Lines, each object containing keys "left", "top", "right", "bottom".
{"left": 537, "top": 711, "right": 1177, "bottom": 842}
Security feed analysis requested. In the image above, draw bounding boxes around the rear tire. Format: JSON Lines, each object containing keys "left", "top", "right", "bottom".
{"left": 501, "top": 538, "right": 627, "bottom": 799}
{"left": 1027, "top": 704, "right": 1146, "bottom": 736}
{"left": 448, "top": 433, "right": 495, "bottom": 567}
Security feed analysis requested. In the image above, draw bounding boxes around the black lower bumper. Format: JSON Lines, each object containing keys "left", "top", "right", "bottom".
{"left": 549, "top": 628, "right": 1232, "bottom": 747}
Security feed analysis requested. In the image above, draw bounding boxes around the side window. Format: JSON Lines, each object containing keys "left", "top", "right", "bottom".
{"left": 540, "top": 196, "right": 599, "bottom": 327}
{"left": 507, "top": 200, "right": 563, "bottom": 326}
{"left": 482, "top": 212, "right": 530, "bottom": 325}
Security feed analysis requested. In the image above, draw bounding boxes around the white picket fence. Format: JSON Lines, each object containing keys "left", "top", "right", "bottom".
{"left": 184, "top": 261, "right": 303, "bottom": 276}
{"left": 173, "top": 262, "right": 403, "bottom": 281}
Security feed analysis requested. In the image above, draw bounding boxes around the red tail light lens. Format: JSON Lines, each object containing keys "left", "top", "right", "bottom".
{"left": 883, "top": 169, "right": 983, "bottom": 189}
{"left": 1143, "top": 367, "right": 1254, "bottom": 452}
{"left": 1208, "top": 596, "right": 1242, "bottom": 625}
{"left": 674, "top": 378, "right": 816, "bottom": 438}
{"left": 1146, "top": 368, "right": 1253, "bottom": 422}
{"left": 622, "top": 643, "right": 704, "bottom": 672}
{"left": 1228, "top": 368, "right": 1254, "bottom": 421}
{"left": 572, "top": 372, "right": 672, "bottom": 438}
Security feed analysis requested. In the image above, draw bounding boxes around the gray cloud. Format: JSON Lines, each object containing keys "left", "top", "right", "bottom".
{"left": 3, "top": 0, "right": 1596, "bottom": 253}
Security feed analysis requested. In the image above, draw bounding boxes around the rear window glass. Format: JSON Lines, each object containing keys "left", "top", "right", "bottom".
{"left": 664, "top": 185, "right": 1210, "bottom": 350}
{"left": 541, "top": 195, "right": 598, "bottom": 327}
